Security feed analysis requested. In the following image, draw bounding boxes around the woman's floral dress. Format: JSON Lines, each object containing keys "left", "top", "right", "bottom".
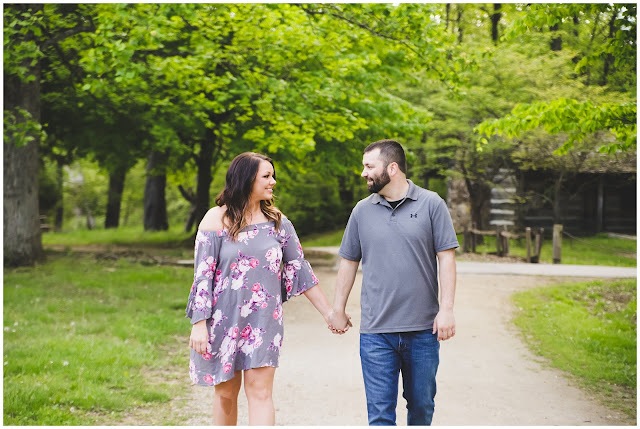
{"left": 185, "top": 217, "right": 319, "bottom": 386}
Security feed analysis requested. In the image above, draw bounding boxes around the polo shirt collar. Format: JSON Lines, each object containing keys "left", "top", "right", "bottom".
{"left": 371, "top": 179, "right": 419, "bottom": 205}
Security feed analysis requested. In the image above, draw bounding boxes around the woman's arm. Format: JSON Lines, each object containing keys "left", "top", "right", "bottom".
{"left": 303, "top": 284, "right": 333, "bottom": 326}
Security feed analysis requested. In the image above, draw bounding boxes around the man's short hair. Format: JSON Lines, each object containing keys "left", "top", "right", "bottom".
{"left": 364, "top": 139, "right": 407, "bottom": 174}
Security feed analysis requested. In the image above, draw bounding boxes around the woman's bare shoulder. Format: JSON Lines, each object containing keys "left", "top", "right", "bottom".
{"left": 199, "top": 206, "right": 226, "bottom": 232}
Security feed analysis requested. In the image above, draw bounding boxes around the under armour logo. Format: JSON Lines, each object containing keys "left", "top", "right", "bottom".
{"left": 410, "top": 213, "right": 418, "bottom": 218}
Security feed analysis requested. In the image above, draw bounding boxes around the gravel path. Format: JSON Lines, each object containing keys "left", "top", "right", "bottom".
{"left": 174, "top": 256, "right": 634, "bottom": 425}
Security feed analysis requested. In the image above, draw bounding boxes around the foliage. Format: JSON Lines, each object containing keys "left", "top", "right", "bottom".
{"left": 476, "top": 98, "right": 636, "bottom": 154}
{"left": 477, "top": 3, "right": 637, "bottom": 153}
{"left": 3, "top": 108, "right": 47, "bottom": 148}
{"left": 3, "top": 253, "right": 193, "bottom": 425}
{"left": 512, "top": 279, "right": 637, "bottom": 418}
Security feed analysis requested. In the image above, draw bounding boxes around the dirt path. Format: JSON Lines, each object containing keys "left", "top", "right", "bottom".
{"left": 170, "top": 266, "right": 633, "bottom": 426}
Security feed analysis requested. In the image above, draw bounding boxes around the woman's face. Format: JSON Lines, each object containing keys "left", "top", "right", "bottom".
{"left": 250, "top": 160, "right": 276, "bottom": 201}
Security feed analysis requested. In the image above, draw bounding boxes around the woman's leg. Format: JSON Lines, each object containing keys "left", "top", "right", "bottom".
{"left": 213, "top": 371, "right": 243, "bottom": 425}
{"left": 243, "top": 367, "right": 276, "bottom": 425}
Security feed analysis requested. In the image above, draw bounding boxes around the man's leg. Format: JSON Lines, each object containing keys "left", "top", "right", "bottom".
{"left": 400, "top": 330, "right": 439, "bottom": 425}
{"left": 360, "top": 333, "right": 401, "bottom": 426}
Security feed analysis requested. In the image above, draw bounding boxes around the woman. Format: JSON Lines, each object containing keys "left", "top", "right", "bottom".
{"left": 185, "top": 152, "right": 345, "bottom": 425}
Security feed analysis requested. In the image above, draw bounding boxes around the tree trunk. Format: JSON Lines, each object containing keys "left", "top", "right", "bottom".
{"left": 552, "top": 172, "right": 565, "bottom": 224}
{"left": 184, "top": 131, "right": 215, "bottom": 232}
{"left": 105, "top": 168, "right": 127, "bottom": 229}
{"left": 456, "top": 6, "right": 464, "bottom": 43}
{"left": 550, "top": 23, "right": 562, "bottom": 51}
{"left": 466, "top": 180, "right": 492, "bottom": 231}
{"left": 491, "top": 4, "right": 502, "bottom": 43}
{"left": 54, "top": 157, "right": 64, "bottom": 231}
{"left": 144, "top": 150, "right": 169, "bottom": 231}
{"left": 445, "top": 4, "right": 450, "bottom": 31}
{"left": 4, "top": 4, "right": 44, "bottom": 267}
{"left": 601, "top": 12, "right": 617, "bottom": 85}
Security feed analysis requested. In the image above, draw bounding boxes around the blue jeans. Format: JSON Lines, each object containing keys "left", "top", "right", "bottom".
{"left": 360, "top": 330, "right": 439, "bottom": 426}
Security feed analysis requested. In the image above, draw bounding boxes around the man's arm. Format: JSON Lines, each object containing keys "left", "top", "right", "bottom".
{"left": 433, "top": 248, "right": 456, "bottom": 341}
{"left": 329, "top": 257, "right": 359, "bottom": 334}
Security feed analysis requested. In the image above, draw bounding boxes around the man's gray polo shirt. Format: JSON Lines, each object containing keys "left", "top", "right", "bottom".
{"left": 339, "top": 180, "right": 459, "bottom": 334}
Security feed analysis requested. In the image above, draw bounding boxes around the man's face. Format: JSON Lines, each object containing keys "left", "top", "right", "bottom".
{"left": 361, "top": 149, "right": 390, "bottom": 194}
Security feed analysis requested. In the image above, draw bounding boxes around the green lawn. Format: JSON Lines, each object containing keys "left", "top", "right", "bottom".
{"left": 512, "top": 279, "right": 637, "bottom": 419}
{"left": 42, "top": 225, "right": 193, "bottom": 248}
{"left": 3, "top": 252, "right": 193, "bottom": 425}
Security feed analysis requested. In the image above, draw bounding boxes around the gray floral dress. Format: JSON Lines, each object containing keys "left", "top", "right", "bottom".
{"left": 185, "top": 217, "right": 318, "bottom": 386}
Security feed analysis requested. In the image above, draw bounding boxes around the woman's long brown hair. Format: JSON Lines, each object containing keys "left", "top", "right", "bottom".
{"left": 215, "top": 152, "right": 282, "bottom": 240}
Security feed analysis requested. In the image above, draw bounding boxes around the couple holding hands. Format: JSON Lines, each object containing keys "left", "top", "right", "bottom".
{"left": 185, "top": 140, "right": 458, "bottom": 426}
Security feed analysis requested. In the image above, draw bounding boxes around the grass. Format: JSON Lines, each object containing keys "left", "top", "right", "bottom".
{"left": 300, "top": 228, "right": 345, "bottom": 247}
{"left": 42, "top": 225, "right": 193, "bottom": 248}
{"left": 457, "top": 232, "right": 637, "bottom": 267}
{"left": 44, "top": 227, "right": 636, "bottom": 267}
{"left": 512, "top": 279, "right": 637, "bottom": 419}
{"left": 3, "top": 252, "right": 193, "bottom": 425}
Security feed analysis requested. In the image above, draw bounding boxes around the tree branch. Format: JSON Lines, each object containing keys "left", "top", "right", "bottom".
{"left": 41, "top": 26, "right": 95, "bottom": 50}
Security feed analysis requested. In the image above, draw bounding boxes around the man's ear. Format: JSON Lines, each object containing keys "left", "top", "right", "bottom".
{"left": 387, "top": 162, "right": 399, "bottom": 176}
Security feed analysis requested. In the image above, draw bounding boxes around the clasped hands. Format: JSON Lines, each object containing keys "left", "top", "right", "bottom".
{"left": 326, "top": 309, "right": 353, "bottom": 335}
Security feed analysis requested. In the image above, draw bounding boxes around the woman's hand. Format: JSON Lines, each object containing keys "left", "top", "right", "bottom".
{"left": 189, "top": 320, "right": 209, "bottom": 355}
{"left": 327, "top": 309, "right": 352, "bottom": 335}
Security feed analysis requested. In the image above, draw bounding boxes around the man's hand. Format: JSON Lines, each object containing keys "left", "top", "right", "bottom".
{"left": 327, "top": 309, "right": 352, "bottom": 335}
{"left": 189, "top": 320, "right": 209, "bottom": 354}
{"left": 432, "top": 309, "right": 455, "bottom": 341}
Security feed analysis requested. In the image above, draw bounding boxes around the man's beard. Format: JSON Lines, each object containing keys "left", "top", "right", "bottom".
{"left": 367, "top": 169, "right": 391, "bottom": 194}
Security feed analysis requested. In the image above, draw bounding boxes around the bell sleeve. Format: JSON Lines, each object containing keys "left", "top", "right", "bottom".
{"left": 279, "top": 217, "right": 319, "bottom": 303}
{"left": 185, "top": 230, "right": 223, "bottom": 324}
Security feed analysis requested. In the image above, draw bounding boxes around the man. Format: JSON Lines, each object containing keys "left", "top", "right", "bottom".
{"left": 329, "top": 139, "right": 458, "bottom": 426}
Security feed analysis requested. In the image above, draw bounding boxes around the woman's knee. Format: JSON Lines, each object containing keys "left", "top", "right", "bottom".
{"left": 215, "top": 372, "right": 242, "bottom": 399}
{"left": 244, "top": 368, "right": 275, "bottom": 402}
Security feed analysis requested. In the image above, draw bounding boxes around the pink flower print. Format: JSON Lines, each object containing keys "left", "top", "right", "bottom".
{"left": 297, "top": 241, "right": 304, "bottom": 258}
{"left": 202, "top": 256, "right": 217, "bottom": 279}
{"left": 223, "top": 363, "right": 232, "bottom": 373}
{"left": 230, "top": 262, "right": 237, "bottom": 271}
{"left": 202, "top": 352, "right": 212, "bottom": 361}
{"left": 273, "top": 300, "right": 283, "bottom": 325}
{"left": 237, "top": 227, "right": 259, "bottom": 244}
{"left": 238, "top": 259, "right": 251, "bottom": 273}
{"left": 250, "top": 258, "right": 259, "bottom": 268}
{"left": 203, "top": 374, "right": 214, "bottom": 384}
{"left": 189, "top": 358, "right": 199, "bottom": 384}
{"left": 268, "top": 333, "right": 283, "bottom": 352}
{"left": 241, "top": 325, "right": 252, "bottom": 339}
{"left": 311, "top": 272, "right": 319, "bottom": 283}
{"left": 286, "top": 280, "right": 293, "bottom": 293}
{"left": 252, "top": 283, "right": 261, "bottom": 292}
{"left": 260, "top": 302, "right": 268, "bottom": 309}
{"left": 238, "top": 323, "right": 265, "bottom": 356}
{"left": 217, "top": 327, "right": 238, "bottom": 364}
{"left": 265, "top": 248, "right": 278, "bottom": 263}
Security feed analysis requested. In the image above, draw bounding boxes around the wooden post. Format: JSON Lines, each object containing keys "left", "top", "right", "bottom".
{"left": 532, "top": 228, "right": 543, "bottom": 263}
{"left": 495, "top": 226, "right": 503, "bottom": 256}
{"left": 502, "top": 225, "right": 509, "bottom": 256}
{"left": 553, "top": 224, "right": 563, "bottom": 264}
{"left": 525, "top": 227, "right": 532, "bottom": 263}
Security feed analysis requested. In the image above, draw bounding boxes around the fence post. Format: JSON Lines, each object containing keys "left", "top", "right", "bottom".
{"left": 495, "top": 226, "right": 502, "bottom": 256}
{"left": 553, "top": 224, "right": 563, "bottom": 264}
{"left": 502, "top": 225, "right": 510, "bottom": 256}
{"left": 525, "top": 227, "right": 532, "bottom": 263}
